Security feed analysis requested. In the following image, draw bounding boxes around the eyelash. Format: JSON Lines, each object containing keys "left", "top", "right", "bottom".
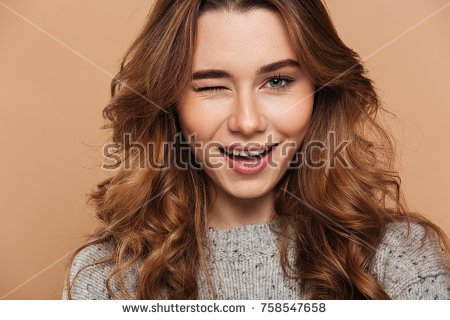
{"left": 193, "top": 73, "right": 294, "bottom": 93}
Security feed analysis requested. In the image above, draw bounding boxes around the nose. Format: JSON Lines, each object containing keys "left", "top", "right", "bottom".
{"left": 227, "top": 93, "right": 267, "bottom": 136}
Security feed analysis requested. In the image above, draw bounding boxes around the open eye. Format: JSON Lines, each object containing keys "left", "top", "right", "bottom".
{"left": 265, "top": 74, "right": 294, "bottom": 91}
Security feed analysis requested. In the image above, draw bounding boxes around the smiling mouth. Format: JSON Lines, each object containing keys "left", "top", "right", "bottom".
{"left": 218, "top": 143, "right": 279, "bottom": 160}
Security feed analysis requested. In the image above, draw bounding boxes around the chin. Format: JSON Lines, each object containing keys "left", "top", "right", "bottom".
{"left": 222, "top": 181, "right": 273, "bottom": 199}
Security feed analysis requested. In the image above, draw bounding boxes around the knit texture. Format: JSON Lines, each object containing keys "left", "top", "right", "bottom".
{"left": 61, "top": 220, "right": 449, "bottom": 300}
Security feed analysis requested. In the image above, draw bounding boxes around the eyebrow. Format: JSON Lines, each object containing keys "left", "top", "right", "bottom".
{"left": 191, "top": 58, "right": 300, "bottom": 80}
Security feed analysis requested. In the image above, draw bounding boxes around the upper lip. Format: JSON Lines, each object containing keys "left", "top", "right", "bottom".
{"left": 220, "top": 142, "right": 279, "bottom": 152}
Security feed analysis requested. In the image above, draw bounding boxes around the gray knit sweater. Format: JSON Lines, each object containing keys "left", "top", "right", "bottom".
{"left": 61, "top": 220, "right": 449, "bottom": 299}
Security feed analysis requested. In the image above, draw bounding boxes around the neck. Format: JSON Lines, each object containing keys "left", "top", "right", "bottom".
{"left": 206, "top": 179, "right": 276, "bottom": 229}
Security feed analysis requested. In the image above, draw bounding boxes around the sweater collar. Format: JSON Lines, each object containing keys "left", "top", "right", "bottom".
{"left": 205, "top": 218, "right": 281, "bottom": 262}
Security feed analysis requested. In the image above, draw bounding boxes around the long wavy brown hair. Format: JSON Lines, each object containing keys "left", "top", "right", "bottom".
{"left": 63, "top": 0, "right": 450, "bottom": 299}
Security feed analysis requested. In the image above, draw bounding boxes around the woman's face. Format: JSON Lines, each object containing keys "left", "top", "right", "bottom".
{"left": 178, "top": 8, "right": 314, "bottom": 199}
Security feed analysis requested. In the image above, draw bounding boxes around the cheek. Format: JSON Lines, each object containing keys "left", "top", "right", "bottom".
{"left": 178, "top": 94, "right": 204, "bottom": 137}
{"left": 269, "top": 93, "right": 314, "bottom": 145}
{"left": 281, "top": 106, "right": 313, "bottom": 140}
{"left": 178, "top": 87, "right": 232, "bottom": 136}
{"left": 277, "top": 106, "right": 313, "bottom": 168}
{"left": 177, "top": 97, "right": 223, "bottom": 160}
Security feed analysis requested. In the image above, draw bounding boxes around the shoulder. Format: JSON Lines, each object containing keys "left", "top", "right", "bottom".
{"left": 62, "top": 241, "right": 138, "bottom": 300}
{"left": 371, "top": 221, "right": 449, "bottom": 299}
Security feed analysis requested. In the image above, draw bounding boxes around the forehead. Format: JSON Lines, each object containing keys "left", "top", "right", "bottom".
{"left": 193, "top": 9, "right": 297, "bottom": 70}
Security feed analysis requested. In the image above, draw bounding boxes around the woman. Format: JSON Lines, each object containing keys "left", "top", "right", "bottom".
{"left": 62, "top": 0, "right": 449, "bottom": 300}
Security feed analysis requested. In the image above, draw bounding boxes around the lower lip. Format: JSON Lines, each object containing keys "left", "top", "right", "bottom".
{"left": 219, "top": 146, "right": 277, "bottom": 176}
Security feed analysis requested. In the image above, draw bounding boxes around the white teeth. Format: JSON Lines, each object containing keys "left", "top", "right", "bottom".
{"left": 232, "top": 150, "right": 242, "bottom": 156}
{"left": 248, "top": 150, "right": 263, "bottom": 156}
{"left": 228, "top": 149, "right": 265, "bottom": 157}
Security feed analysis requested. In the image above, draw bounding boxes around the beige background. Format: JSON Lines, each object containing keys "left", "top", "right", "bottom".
{"left": 0, "top": 0, "right": 449, "bottom": 299}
